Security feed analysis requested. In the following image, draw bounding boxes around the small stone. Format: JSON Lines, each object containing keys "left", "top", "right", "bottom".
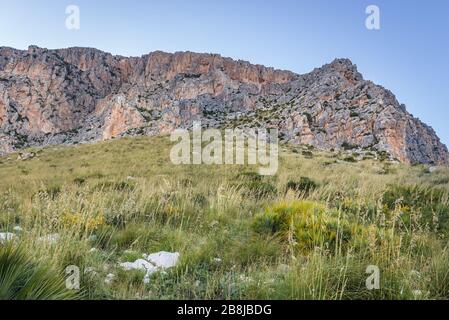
{"left": 17, "top": 152, "right": 36, "bottom": 161}
{"left": 412, "top": 290, "right": 423, "bottom": 297}
{"left": 104, "top": 273, "right": 115, "bottom": 285}
{"left": 146, "top": 251, "right": 180, "bottom": 269}
{"left": 428, "top": 166, "right": 439, "bottom": 173}
{"left": 120, "top": 251, "right": 180, "bottom": 284}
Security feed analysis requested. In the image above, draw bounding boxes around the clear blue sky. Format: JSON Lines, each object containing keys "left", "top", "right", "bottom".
{"left": 1, "top": 0, "right": 448, "bottom": 145}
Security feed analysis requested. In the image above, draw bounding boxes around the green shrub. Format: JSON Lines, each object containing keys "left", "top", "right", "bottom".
{"left": 383, "top": 185, "right": 449, "bottom": 235}
{"left": 236, "top": 172, "right": 277, "bottom": 199}
{"left": 236, "top": 172, "right": 263, "bottom": 182}
{"left": 252, "top": 210, "right": 285, "bottom": 234}
{"left": 302, "top": 151, "right": 313, "bottom": 158}
{"left": 427, "top": 250, "right": 449, "bottom": 298}
{"left": 286, "top": 177, "right": 319, "bottom": 194}
{"left": 36, "top": 185, "right": 61, "bottom": 200}
{"left": 378, "top": 151, "right": 390, "bottom": 162}
{"left": 0, "top": 244, "right": 78, "bottom": 300}
{"left": 193, "top": 194, "right": 208, "bottom": 207}
{"left": 335, "top": 198, "right": 379, "bottom": 222}
{"left": 93, "top": 180, "right": 136, "bottom": 192}
{"left": 73, "top": 177, "right": 86, "bottom": 185}
{"left": 341, "top": 142, "right": 357, "bottom": 150}
{"left": 243, "top": 181, "right": 277, "bottom": 199}
{"left": 343, "top": 156, "right": 357, "bottom": 163}
{"left": 109, "top": 224, "right": 145, "bottom": 249}
{"left": 253, "top": 201, "right": 360, "bottom": 253}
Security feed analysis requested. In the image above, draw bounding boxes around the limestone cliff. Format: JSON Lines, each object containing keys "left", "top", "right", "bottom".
{"left": 0, "top": 46, "right": 447, "bottom": 165}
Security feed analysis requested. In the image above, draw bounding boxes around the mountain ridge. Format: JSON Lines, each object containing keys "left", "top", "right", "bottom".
{"left": 0, "top": 45, "right": 447, "bottom": 165}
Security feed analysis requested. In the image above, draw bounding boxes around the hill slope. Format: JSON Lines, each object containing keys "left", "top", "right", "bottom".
{"left": 1, "top": 136, "right": 449, "bottom": 299}
{"left": 0, "top": 46, "right": 447, "bottom": 164}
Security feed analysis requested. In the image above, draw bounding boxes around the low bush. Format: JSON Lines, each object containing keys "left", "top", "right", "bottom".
{"left": 383, "top": 185, "right": 449, "bottom": 235}
{"left": 0, "top": 244, "right": 78, "bottom": 300}
{"left": 286, "top": 177, "right": 319, "bottom": 194}
{"left": 253, "top": 201, "right": 362, "bottom": 254}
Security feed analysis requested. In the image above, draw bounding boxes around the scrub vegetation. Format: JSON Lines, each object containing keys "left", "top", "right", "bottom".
{"left": 1, "top": 136, "right": 449, "bottom": 300}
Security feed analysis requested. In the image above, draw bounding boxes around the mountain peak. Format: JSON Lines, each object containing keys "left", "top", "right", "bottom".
{"left": 0, "top": 47, "right": 447, "bottom": 165}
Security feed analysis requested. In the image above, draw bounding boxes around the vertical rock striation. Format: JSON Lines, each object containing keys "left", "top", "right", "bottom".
{"left": 0, "top": 46, "right": 447, "bottom": 164}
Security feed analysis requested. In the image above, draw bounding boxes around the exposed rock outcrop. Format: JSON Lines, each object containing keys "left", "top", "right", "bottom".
{"left": 0, "top": 46, "right": 447, "bottom": 165}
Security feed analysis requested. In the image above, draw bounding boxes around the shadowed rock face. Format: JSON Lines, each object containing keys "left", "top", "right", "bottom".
{"left": 0, "top": 45, "right": 447, "bottom": 165}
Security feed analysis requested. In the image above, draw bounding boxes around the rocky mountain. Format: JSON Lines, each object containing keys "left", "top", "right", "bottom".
{"left": 0, "top": 45, "right": 447, "bottom": 164}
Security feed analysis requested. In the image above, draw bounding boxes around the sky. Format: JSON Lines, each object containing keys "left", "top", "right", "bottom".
{"left": 1, "top": 0, "right": 448, "bottom": 145}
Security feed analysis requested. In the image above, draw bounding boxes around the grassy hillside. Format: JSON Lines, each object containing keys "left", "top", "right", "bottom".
{"left": 1, "top": 136, "right": 449, "bottom": 299}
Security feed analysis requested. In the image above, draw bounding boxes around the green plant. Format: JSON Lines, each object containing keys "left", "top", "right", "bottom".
{"left": 286, "top": 177, "right": 319, "bottom": 194}
{"left": 382, "top": 185, "right": 449, "bottom": 235}
{"left": 302, "top": 151, "right": 313, "bottom": 158}
{"left": 1, "top": 134, "right": 449, "bottom": 300}
{"left": 253, "top": 201, "right": 359, "bottom": 254}
{"left": 343, "top": 156, "right": 357, "bottom": 163}
{"left": 341, "top": 142, "right": 357, "bottom": 151}
{"left": 0, "top": 244, "right": 78, "bottom": 300}
{"left": 243, "top": 181, "right": 277, "bottom": 199}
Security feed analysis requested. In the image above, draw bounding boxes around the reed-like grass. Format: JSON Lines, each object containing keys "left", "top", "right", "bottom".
{"left": 1, "top": 136, "right": 449, "bottom": 300}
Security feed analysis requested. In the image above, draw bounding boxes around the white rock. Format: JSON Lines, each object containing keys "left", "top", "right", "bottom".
{"left": 210, "top": 220, "right": 219, "bottom": 228}
{"left": 120, "top": 251, "right": 180, "bottom": 284}
{"left": 0, "top": 232, "right": 15, "bottom": 242}
{"left": 145, "top": 251, "right": 180, "bottom": 269}
{"left": 428, "top": 166, "right": 439, "bottom": 173}
{"left": 104, "top": 273, "right": 115, "bottom": 285}
{"left": 17, "top": 152, "right": 36, "bottom": 161}
{"left": 13, "top": 226, "right": 23, "bottom": 232}
{"left": 120, "top": 259, "right": 157, "bottom": 273}
{"left": 412, "top": 290, "right": 423, "bottom": 297}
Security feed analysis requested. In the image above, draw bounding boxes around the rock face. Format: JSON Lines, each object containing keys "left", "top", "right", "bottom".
{"left": 0, "top": 45, "right": 447, "bottom": 164}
